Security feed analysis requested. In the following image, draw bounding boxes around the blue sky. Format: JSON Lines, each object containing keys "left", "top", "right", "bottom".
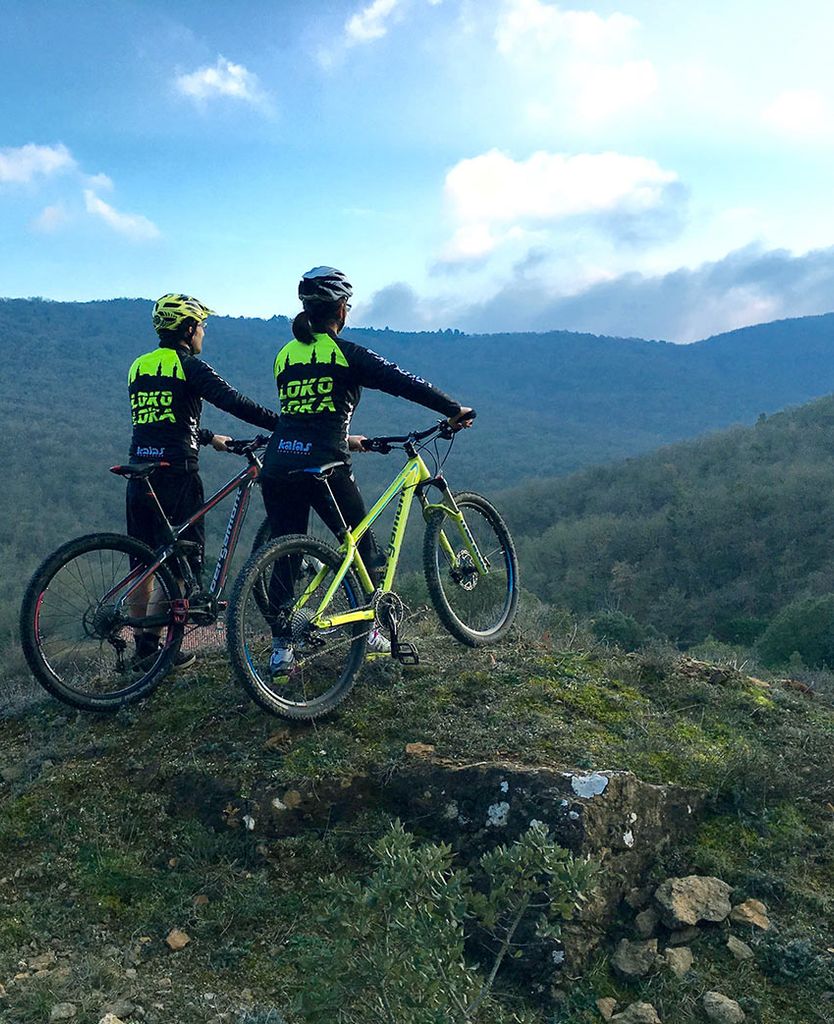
{"left": 3, "top": 0, "right": 834, "bottom": 341}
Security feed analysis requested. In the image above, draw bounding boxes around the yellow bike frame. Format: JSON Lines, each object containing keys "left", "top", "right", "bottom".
{"left": 294, "top": 451, "right": 491, "bottom": 631}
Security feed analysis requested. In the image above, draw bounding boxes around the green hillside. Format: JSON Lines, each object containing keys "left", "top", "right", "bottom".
{"left": 507, "top": 393, "right": 834, "bottom": 652}
{"left": 3, "top": 296, "right": 834, "bottom": 652}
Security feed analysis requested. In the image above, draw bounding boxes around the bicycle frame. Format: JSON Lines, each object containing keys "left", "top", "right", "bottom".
{"left": 303, "top": 450, "right": 492, "bottom": 631}
{"left": 107, "top": 459, "right": 262, "bottom": 625}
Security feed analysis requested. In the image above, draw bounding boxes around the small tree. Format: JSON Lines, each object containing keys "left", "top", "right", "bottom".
{"left": 756, "top": 593, "right": 834, "bottom": 669}
{"left": 292, "top": 822, "right": 596, "bottom": 1024}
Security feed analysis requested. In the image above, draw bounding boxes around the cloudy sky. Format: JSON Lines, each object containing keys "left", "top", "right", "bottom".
{"left": 3, "top": 0, "right": 834, "bottom": 341}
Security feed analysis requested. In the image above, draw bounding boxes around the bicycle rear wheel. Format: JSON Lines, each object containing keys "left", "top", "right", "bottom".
{"left": 228, "top": 534, "right": 367, "bottom": 720}
{"left": 20, "top": 533, "right": 183, "bottom": 711}
{"left": 423, "top": 491, "right": 519, "bottom": 646}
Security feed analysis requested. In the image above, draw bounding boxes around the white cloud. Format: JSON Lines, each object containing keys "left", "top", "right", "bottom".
{"left": 570, "top": 59, "right": 657, "bottom": 121}
{"left": 83, "top": 189, "right": 160, "bottom": 241}
{"left": 84, "top": 172, "right": 114, "bottom": 192}
{"left": 346, "top": 0, "right": 401, "bottom": 43}
{"left": 32, "top": 204, "right": 70, "bottom": 233}
{"left": 345, "top": 0, "right": 401, "bottom": 44}
{"left": 495, "top": 0, "right": 656, "bottom": 123}
{"left": 445, "top": 149, "right": 678, "bottom": 225}
{"left": 496, "top": 0, "right": 638, "bottom": 56}
{"left": 176, "top": 56, "right": 269, "bottom": 108}
{"left": 762, "top": 88, "right": 833, "bottom": 139}
{"left": 0, "top": 143, "right": 76, "bottom": 184}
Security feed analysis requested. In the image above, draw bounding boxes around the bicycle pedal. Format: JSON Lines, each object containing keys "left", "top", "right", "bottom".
{"left": 393, "top": 642, "right": 419, "bottom": 666}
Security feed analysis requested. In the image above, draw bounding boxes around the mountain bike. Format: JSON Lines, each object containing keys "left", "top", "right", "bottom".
{"left": 20, "top": 436, "right": 274, "bottom": 712}
{"left": 227, "top": 417, "right": 519, "bottom": 720}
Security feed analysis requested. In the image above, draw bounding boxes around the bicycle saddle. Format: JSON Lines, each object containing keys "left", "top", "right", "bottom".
{"left": 110, "top": 461, "right": 170, "bottom": 479}
{"left": 288, "top": 461, "right": 346, "bottom": 478}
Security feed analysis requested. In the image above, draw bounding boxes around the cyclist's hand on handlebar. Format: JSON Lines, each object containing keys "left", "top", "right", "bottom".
{"left": 447, "top": 407, "right": 476, "bottom": 431}
{"left": 349, "top": 434, "right": 369, "bottom": 452}
{"left": 211, "top": 434, "right": 232, "bottom": 452}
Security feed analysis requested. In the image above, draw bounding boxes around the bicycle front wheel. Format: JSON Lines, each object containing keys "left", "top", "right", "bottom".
{"left": 228, "top": 534, "right": 368, "bottom": 720}
{"left": 423, "top": 491, "right": 519, "bottom": 646}
{"left": 20, "top": 533, "right": 183, "bottom": 712}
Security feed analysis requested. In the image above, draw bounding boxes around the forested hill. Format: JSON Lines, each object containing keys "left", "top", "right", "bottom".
{"left": 2, "top": 296, "right": 834, "bottom": 650}
{"left": 506, "top": 393, "right": 834, "bottom": 648}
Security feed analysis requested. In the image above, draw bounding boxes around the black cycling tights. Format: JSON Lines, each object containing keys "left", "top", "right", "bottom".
{"left": 261, "top": 468, "right": 383, "bottom": 637}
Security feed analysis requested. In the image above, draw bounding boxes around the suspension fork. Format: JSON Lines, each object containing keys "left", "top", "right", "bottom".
{"left": 418, "top": 480, "right": 491, "bottom": 575}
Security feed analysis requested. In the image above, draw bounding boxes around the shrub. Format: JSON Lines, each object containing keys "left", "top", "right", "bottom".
{"left": 290, "top": 821, "right": 596, "bottom": 1024}
{"left": 756, "top": 594, "right": 834, "bottom": 669}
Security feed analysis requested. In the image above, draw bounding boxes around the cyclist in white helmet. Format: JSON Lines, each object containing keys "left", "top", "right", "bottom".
{"left": 261, "top": 267, "right": 473, "bottom": 674}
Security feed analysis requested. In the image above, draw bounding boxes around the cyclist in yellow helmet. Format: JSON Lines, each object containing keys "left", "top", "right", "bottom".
{"left": 126, "top": 294, "right": 278, "bottom": 667}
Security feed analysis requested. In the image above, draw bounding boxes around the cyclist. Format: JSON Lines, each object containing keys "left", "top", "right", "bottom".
{"left": 127, "top": 293, "right": 278, "bottom": 667}
{"left": 261, "top": 266, "right": 473, "bottom": 674}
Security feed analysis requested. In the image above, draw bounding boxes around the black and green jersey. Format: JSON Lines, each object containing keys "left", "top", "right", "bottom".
{"left": 262, "top": 331, "right": 460, "bottom": 476}
{"left": 128, "top": 344, "right": 278, "bottom": 468}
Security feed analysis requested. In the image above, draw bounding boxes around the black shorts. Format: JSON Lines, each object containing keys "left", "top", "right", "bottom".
{"left": 126, "top": 470, "right": 205, "bottom": 569}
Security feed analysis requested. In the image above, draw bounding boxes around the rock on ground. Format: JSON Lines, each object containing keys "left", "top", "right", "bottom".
{"left": 730, "top": 898, "right": 771, "bottom": 930}
{"left": 654, "top": 875, "right": 732, "bottom": 928}
{"left": 596, "top": 997, "right": 617, "bottom": 1020}
{"left": 664, "top": 946, "right": 694, "bottom": 977}
{"left": 50, "top": 1005, "right": 77, "bottom": 1021}
{"left": 611, "top": 938, "right": 660, "bottom": 978}
{"left": 610, "top": 1002, "right": 662, "bottom": 1024}
{"left": 727, "top": 935, "right": 754, "bottom": 960}
{"left": 703, "top": 991, "right": 746, "bottom": 1023}
{"left": 634, "top": 906, "right": 660, "bottom": 938}
{"left": 99, "top": 1016, "right": 126, "bottom": 1024}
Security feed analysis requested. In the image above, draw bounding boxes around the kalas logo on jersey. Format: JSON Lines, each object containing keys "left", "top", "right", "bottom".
{"left": 136, "top": 445, "right": 165, "bottom": 458}
{"left": 277, "top": 438, "right": 313, "bottom": 454}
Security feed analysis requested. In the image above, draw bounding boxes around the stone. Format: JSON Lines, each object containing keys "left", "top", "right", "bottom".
{"left": 634, "top": 907, "right": 660, "bottom": 939}
{"left": 726, "top": 935, "right": 754, "bottom": 960}
{"left": 664, "top": 946, "right": 694, "bottom": 977}
{"left": 50, "top": 1005, "right": 77, "bottom": 1021}
{"left": 28, "top": 951, "right": 57, "bottom": 970}
{"left": 611, "top": 938, "right": 660, "bottom": 978}
{"left": 164, "top": 928, "right": 191, "bottom": 951}
{"left": 193, "top": 894, "right": 210, "bottom": 907}
{"left": 99, "top": 1017, "right": 126, "bottom": 1024}
{"left": 0, "top": 983, "right": 6, "bottom": 997}
{"left": 703, "top": 991, "right": 745, "bottom": 1023}
{"left": 610, "top": 1002, "right": 662, "bottom": 1024}
{"left": 624, "top": 886, "right": 652, "bottom": 910}
{"left": 405, "top": 742, "right": 435, "bottom": 756}
{"left": 104, "top": 999, "right": 135, "bottom": 1018}
{"left": 596, "top": 997, "right": 617, "bottom": 1020}
{"left": 729, "top": 899, "right": 770, "bottom": 931}
{"left": 667, "top": 926, "right": 700, "bottom": 945}
{"left": 654, "top": 876, "right": 732, "bottom": 928}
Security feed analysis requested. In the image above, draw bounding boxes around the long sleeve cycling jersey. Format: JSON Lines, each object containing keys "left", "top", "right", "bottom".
{"left": 128, "top": 344, "right": 278, "bottom": 469}
{"left": 261, "top": 331, "right": 461, "bottom": 477}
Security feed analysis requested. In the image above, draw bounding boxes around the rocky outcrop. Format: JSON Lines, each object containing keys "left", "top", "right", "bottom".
{"left": 155, "top": 757, "right": 702, "bottom": 974}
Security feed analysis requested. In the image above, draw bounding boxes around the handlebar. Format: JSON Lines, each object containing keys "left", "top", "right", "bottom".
{"left": 224, "top": 435, "right": 271, "bottom": 455}
{"left": 361, "top": 410, "right": 477, "bottom": 454}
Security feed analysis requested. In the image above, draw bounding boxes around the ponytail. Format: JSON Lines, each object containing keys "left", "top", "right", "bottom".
{"left": 292, "top": 311, "right": 315, "bottom": 344}
{"left": 293, "top": 299, "right": 343, "bottom": 343}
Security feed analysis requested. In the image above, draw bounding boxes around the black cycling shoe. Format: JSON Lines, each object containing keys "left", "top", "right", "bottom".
{"left": 132, "top": 637, "right": 196, "bottom": 672}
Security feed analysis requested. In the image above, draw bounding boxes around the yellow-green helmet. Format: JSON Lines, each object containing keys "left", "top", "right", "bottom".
{"left": 152, "top": 293, "right": 216, "bottom": 333}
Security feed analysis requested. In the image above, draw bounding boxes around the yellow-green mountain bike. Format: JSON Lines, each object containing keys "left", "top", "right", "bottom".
{"left": 227, "top": 417, "right": 519, "bottom": 719}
